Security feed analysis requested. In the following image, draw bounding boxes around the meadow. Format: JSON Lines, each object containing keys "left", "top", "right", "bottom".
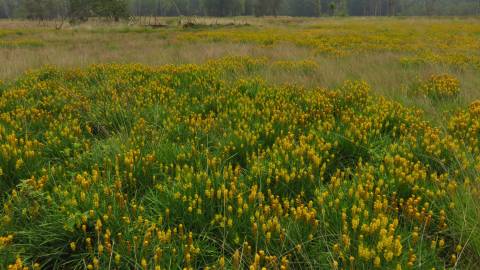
{"left": 0, "top": 17, "right": 480, "bottom": 269}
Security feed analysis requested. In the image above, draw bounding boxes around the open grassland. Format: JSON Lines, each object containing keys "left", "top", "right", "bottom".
{"left": 0, "top": 17, "right": 480, "bottom": 269}
{"left": 1, "top": 17, "right": 480, "bottom": 123}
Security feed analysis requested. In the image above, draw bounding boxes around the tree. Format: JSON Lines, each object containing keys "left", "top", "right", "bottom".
{"left": 270, "top": 0, "right": 282, "bottom": 16}
{"left": 67, "top": 0, "right": 129, "bottom": 22}
{"left": 244, "top": 0, "right": 254, "bottom": 14}
{"left": 388, "top": 0, "right": 397, "bottom": 15}
{"left": 254, "top": 0, "right": 267, "bottom": 15}
{"left": 201, "top": 0, "right": 242, "bottom": 16}
{"left": 329, "top": 1, "right": 335, "bottom": 15}
{"left": 0, "top": 0, "right": 10, "bottom": 18}
{"left": 21, "top": 0, "right": 45, "bottom": 19}
{"left": 3, "top": 0, "right": 480, "bottom": 20}
{"left": 316, "top": 0, "right": 322, "bottom": 16}
{"left": 18, "top": 0, "right": 64, "bottom": 20}
{"left": 253, "top": 0, "right": 282, "bottom": 16}
{"left": 92, "top": 0, "right": 129, "bottom": 20}
{"left": 68, "top": 0, "right": 91, "bottom": 22}
{"left": 425, "top": 0, "right": 436, "bottom": 15}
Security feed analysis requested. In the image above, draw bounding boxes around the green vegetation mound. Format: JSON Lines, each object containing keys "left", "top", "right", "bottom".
{"left": 0, "top": 57, "right": 479, "bottom": 269}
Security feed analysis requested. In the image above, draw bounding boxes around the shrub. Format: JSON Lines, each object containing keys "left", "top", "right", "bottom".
{"left": 418, "top": 74, "right": 461, "bottom": 99}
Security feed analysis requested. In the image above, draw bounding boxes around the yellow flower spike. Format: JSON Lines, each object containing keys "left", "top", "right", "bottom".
{"left": 95, "top": 219, "right": 102, "bottom": 232}
{"left": 451, "top": 254, "right": 457, "bottom": 264}
{"left": 15, "top": 159, "right": 24, "bottom": 170}
{"left": 233, "top": 249, "right": 241, "bottom": 269}
{"left": 93, "top": 257, "right": 99, "bottom": 269}
{"left": 411, "top": 231, "right": 419, "bottom": 245}
{"left": 98, "top": 244, "right": 104, "bottom": 255}
{"left": 308, "top": 233, "right": 313, "bottom": 241}
{"left": 332, "top": 260, "right": 339, "bottom": 269}
{"left": 219, "top": 256, "right": 225, "bottom": 269}
{"left": 69, "top": 242, "right": 76, "bottom": 251}
{"left": 114, "top": 254, "right": 121, "bottom": 265}
{"left": 439, "top": 239, "right": 445, "bottom": 248}
{"left": 374, "top": 256, "right": 381, "bottom": 268}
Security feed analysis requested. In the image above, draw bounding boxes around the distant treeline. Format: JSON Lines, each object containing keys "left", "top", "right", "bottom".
{"left": 0, "top": 0, "right": 479, "bottom": 20}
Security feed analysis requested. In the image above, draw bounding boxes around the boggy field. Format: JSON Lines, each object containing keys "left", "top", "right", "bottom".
{"left": 1, "top": 17, "right": 480, "bottom": 121}
{"left": 0, "top": 17, "right": 480, "bottom": 269}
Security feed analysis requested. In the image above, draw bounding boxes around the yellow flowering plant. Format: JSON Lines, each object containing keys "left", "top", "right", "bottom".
{"left": 0, "top": 57, "right": 477, "bottom": 269}
{"left": 419, "top": 74, "right": 461, "bottom": 99}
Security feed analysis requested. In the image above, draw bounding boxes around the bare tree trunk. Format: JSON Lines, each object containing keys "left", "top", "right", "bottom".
{"left": 154, "top": 0, "right": 159, "bottom": 25}
{"left": 425, "top": 0, "right": 436, "bottom": 16}
{"left": 317, "top": 0, "right": 322, "bottom": 17}
{"left": 2, "top": 0, "right": 10, "bottom": 18}
{"left": 390, "top": 0, "right": 396, "bottom": 16}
